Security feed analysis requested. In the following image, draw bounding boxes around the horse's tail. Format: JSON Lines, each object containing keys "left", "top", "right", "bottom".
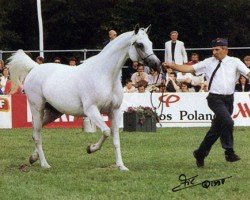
{"left": 8, "top": 49, "right": 39, "bottom": 91}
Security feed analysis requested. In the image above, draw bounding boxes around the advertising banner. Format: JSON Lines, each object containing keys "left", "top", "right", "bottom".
{"left": 0, "top": 95, "right": 12, "bottom": 128}
{"left": 0, "top": 93, "right": 249, "bottom": 128}
{"left": 121, "top": 92, "right": 250, "bottom": 127}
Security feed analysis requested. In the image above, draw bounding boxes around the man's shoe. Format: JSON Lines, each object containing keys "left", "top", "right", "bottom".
{"left": 193, "top": 150, "right": 204, "bottom": 168}
{"left": 225, "top": 154, "right": 241, "bottom": 162}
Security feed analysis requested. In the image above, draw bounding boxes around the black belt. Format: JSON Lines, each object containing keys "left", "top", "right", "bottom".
{"left": 209, "top": 93, "right": 233, "bottom": 98}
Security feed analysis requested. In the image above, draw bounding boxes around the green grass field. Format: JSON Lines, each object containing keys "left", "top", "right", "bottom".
{"left": 0, "top": 127, "right": 249, "bottom": 200}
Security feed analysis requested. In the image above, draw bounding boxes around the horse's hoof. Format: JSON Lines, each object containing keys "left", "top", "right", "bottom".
{"left": 41, "top": 163, "right": 51, "bottom": 169}
{"left": 29, "top": 154, "right": 39, "bottom": 165}
{"left": 86, "top": 145, "right": 92, "bottom": 154}
{"left": 118, "top": 165, "right": 129, "bottom": 171}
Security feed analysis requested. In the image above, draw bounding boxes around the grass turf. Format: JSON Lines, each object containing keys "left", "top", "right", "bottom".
{"left": 0, "top": 127, "right": 249, "bottom": 200}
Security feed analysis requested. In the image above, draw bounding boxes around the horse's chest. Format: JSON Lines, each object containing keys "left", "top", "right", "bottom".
{"left": 99, "top": 91, "right": 122, "bottom": 110}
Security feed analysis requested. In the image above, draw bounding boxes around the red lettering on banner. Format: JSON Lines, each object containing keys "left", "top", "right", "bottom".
{"left": 0, "top": 98, "right": 9, "bottom": 112}
{"left": 233, "top": 103, "right": 250, "bottom": 118}
{"left": 159, "top": 94, "right": 180, "bottom": 107}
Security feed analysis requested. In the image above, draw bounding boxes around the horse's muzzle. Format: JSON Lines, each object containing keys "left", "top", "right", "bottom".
{"left": 145, "top": 54, "right": 162, "bottom": 73}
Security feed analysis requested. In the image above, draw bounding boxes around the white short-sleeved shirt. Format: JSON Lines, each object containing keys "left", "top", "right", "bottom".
{"left": 193, "top": 56, "right": 250, "bottom": 95}
{"left": 176, "top": 72, "right": 193, "bottom": 83}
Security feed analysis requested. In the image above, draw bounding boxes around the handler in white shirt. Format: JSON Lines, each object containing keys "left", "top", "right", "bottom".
{"left": 162, "top": 38, "right": 250, "bottom": 168}
{"left": 164, "top": 31, "right": 188, "bottom": 65}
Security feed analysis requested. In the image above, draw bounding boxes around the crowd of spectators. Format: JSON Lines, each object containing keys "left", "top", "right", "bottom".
{"left": 0, "top": 30, "right": 250, "bottom": 95}
{"left": 121, "top": 31, "right": 250, "bottom": 93}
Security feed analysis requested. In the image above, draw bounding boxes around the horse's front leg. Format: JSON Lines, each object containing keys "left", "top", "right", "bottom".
{"left": 110, "top": 108, "right": 129, "bottom": 171}
{"left": 84, "top": 105, "right": 110, "bottom": 153}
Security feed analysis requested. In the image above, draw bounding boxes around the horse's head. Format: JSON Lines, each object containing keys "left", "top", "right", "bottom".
{"left": 129, "top": 24, "right": 161, "bottom": 73}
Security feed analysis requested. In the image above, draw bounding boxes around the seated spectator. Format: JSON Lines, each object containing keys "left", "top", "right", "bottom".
{"left": 179, "top": 82, "right": 195, "bottom": 92}
{"left": 122, "top": 61, "right": 138, "bottom": 86}
{"left": 0, "top": 59, "right": 5, "bottom": 75}
{"left": 191, "top": 74, "right": 205, "bottom": 92}
{"left": 186, "top": 53, "right": 205, "bottom": 92}
{"left": 187, "top": 53, "right": 200, "bottom": 65}
{"left": 123, "top": 79, "right": 137, "bottom": 93}
{"left": 157, "top": 83, "right": 167, "bottom": 93}
{"left": 35, "top": 56, "right": 44, "bottom": 64}
{"left": 69, "top": 57, "right": 77, "bottom": 66}
{"left": 176, "top": 71, "right": 193, "bottom": 84}
{"left": 53, "top": 57, "right": 61, "bottom": 64}
{"left": 166, "top": 67, "right": 173, "bottom": 77}
{"left": 166, "top": 72, "right": 180, "bottom": 92}
{"left": 131, "top": 63, "right": 149, "bottom": 87}
{"left": 244, "top": 55, "right": 250, "bottom": 69}
{"left": 4, "top": 81, "right": 23, "bottom": 95}
{"left": 136, "top": 80, "right": 149, "bottom": 93}
{"left": 0, "top": 67, "right": 23, "bottom": 95}
{"left": 235, "top": 75, "right": 250, "bottom": 92}
{"left": 0, "top": 67, "right": 9, "bottom": 94}
{"left": 148, "top": 68, "right": 164, "bottom": 86}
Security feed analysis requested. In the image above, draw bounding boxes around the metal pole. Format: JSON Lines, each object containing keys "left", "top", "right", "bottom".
{"left": 0, "top": 50, "right": 2, "bottom": 60}
{"left": 83, "top": 49, "right": 87, "bottom": 60}
{"left": 37, "top": 0, "right": 44, "bottom": 58}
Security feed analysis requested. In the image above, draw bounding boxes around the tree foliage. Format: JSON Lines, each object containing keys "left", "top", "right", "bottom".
{"left": 0, "top": 0, "right": 249, "bottom": 58}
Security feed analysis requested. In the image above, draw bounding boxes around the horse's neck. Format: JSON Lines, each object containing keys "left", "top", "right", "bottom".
{"left": 97, "top": 32, "right": 133, "bottom": 76}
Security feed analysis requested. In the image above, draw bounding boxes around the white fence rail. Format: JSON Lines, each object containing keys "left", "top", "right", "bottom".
{"left": 1, "top": 47, "right": 250, "bottom": 60}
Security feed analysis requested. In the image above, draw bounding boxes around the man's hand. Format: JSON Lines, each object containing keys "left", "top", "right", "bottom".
{"left": 162, "top": 62, "right": 174, "bottom": 69}
{"left": 162, "top": 62, "right": 195, "bottom": 74}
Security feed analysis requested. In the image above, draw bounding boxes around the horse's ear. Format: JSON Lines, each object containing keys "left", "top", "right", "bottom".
{"left": 145, "top": 24, "right": 151, "bottom": 35}
{"left": 134, "top": 24, "right": 140, "bottom": 34}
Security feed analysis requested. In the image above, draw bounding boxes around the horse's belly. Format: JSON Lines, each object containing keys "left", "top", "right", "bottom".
{"left": 44, "top": 88, "right": 84, "bottom": 116}
{"left": 47, "top": 96, "right": 84, "bottom": 116}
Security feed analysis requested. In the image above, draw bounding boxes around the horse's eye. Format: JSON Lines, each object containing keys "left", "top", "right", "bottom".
{"left": 136, "top": 43, "right": 144, "bottom": 48}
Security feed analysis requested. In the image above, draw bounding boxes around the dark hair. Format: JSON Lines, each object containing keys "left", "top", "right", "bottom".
{"left": 137, "top": 80, "right": 148, "bottom": 87}
{"left": 69, "top": 57, "right": 77, "bottom": 62}
{"left": 191, "top": 53, "right": 199, "bottom": 57}
{"left": 36, "top": 56, "right": 44, "bottom": 63}
{"left": 180, "top": 82, "right": 189, "bottom": 87}
{"left": 54, "top": 57, "right": 61, "bottom": 61}
{"left": 239, "top": 75, "right": 249, "bottom": 84}
{"left": 169, "top": 72, "right": 177, "bottom": 77}
{"left": 125, "top": 79, "right": 132, "bottom": 84}
{"left": 137, "top": 63, "right": 144, "bottom": 68}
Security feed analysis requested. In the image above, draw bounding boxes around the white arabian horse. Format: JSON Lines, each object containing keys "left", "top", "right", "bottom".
{"left": 8, "top": 25, "right": 161, "bottom": 171}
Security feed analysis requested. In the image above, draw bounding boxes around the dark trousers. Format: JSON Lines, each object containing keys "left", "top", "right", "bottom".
{"left": 197, "top": 93, "right": 235, "bottom": 158}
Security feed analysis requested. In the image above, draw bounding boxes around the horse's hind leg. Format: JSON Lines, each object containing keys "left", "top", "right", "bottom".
{"left": 30, "top": 104, "right": 62, "bottom": 164}
{"left": 84, "top": 105, "right": 111, "bottom": 153}
{"left": 28, "top": 99, "right": 51, "bottom": 168}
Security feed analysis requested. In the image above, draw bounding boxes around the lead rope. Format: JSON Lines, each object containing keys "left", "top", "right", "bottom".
{"left": 149, "top": 72, "right": 164, "bottom": 127}
{"left": 132, "top": 42, "right": 163, "bottom": 126}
